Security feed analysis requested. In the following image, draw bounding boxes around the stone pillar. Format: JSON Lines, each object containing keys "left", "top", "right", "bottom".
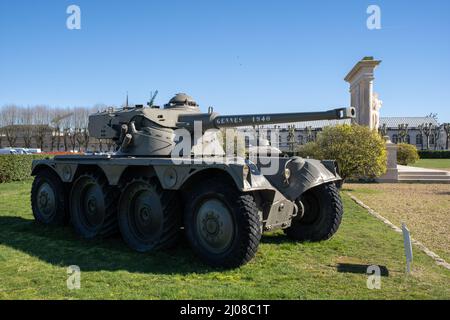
{"left": 377, "top": 137, "right": 399, "bottom": 182}
{"left": 344, "top": 57, "right": 382, "bottom": 130}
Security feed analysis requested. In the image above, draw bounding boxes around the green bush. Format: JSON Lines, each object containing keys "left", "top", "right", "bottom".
{"left": 397, "top": 143, "right": 420, "bottom": 165}
{"left": 295, "top": 142, "right": 321, "bottom": 158}
{"left": 296, "top": 124, "right": 387, "bottom": 181}
{"left": 418, "top": 150, "right": 450, "bottom": 159}
{"left": 0, "top": 154, "right": 51, "bottom": 183}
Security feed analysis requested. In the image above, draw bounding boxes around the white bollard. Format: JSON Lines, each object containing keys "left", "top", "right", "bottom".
{"left": 402, "top": 223, "right": 413, "bottom": 274}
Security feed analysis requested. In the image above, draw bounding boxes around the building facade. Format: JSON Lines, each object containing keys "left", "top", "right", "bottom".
{"left": 256, "top": 116, "right": 448, "bottom": 152}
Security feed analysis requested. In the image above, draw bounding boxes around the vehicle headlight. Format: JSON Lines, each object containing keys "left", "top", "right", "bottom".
{"left": 243, "top": 165, "right": 250, "bottom": 179}
{"left": 284, "top": 168, "right": 291, "bottom": 180}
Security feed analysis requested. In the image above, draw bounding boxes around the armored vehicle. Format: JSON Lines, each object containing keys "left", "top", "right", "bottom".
{"left": 31, "top": 93, "right": 355, "bottom": 268}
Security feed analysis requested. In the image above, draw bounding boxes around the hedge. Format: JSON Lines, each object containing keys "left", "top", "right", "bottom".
{"left": 397, "top": 143, "right": 419, "bottom": 165}
{"left": 418, "top": 150, "right": 450, "bottom": 159}
{"left": 0, "top": 154, "right": 52, "bottom": 183}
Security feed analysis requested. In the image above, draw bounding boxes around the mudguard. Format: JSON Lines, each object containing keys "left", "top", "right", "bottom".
{"left": 262, "top": 157, "right": 341, "bottom": 202}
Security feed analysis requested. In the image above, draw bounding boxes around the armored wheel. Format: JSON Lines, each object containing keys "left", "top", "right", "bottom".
{"left": 184, "top": 179, "right": 262, "bottom": 268}
{"left": 118, "top": 178, "right": 180, "bottom": 252}
{"left": 284, "top": 183, "right": 343, "bottom": 242}
{"left": 70, "top": 173, "right": 118, "bottom": 239}
{"left": 31, "top": 168, "right": 69, "bottom": 225}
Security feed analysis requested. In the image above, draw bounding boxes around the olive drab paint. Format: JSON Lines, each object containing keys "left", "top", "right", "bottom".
{"left": 30, "top": 93, "right": 355, "bottom": 268}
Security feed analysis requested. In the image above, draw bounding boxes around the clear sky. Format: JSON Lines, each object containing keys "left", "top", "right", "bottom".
{"left": 0, "top": 0, "right": 449, "bottom": 122}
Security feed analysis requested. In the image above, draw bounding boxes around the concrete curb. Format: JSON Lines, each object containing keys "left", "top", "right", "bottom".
{"left": 346, "top": 192, "right": 450, "bottom": 271}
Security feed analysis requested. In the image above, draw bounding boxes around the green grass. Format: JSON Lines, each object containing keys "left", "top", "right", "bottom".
{"left": 0, "top": 180, "right": 449, "bottom": 299}
{"left": 411, "top": 158, "right": 450, "bottom": 170}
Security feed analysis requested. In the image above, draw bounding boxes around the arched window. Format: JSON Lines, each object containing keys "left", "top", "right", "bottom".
{"left": 392, "top": 134, "right": 398, "bottom": 144}
{"left": 416, "top": 134, "right": 423, "bottom": 145}
{"left": 430, "top": 135, "right": 435, "bottom": 145}
{"left": 406, "top": 135, "right": 410, "bottom": 144}
{"left": 298, "top": 135, "right": 304, "bottom": 145}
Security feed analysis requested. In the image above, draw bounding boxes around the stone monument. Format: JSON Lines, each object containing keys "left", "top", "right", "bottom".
{"left": 344, "top": 57, "right": 382, "bottom": 130}
{"left": 345, "top": 57, "right": 398, "bottom": 182}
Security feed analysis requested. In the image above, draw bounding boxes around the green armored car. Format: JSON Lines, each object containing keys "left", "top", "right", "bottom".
{"left": 31, "top": 93, "right": 355, "bottom": 268}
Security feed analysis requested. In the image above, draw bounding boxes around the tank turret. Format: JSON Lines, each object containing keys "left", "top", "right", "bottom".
{"left": 88, "top": 93, "right": 355, "bottom": 156}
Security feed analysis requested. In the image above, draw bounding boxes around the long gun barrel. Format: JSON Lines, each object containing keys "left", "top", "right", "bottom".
{"left": 177, "top": 107, "right": 355, "bottom": 131}
{"left": 213, "top": 107, "right": 355, "bottom": 128}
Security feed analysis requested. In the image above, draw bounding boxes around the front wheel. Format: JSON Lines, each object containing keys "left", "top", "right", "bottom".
{"left": 284, "top": 183, "right": 343, "bottom": 242}
{"left": 184, "top": 179, "right": 262, "bottom": 268}
{"left": 31, "top": 168, "right": 69, "bottom": 225}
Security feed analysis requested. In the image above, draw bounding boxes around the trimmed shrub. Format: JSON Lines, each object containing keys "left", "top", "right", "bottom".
{"left": 397, "top": 143, "right": 419, "bottom": 165}
{"left": 296, "top": 124, "right": 387, "bottom": 181}
{"left": 418, "top": 150, "right": 450, "bottom": 159}
{"left": 295, "top": 142, "right": 321, "bottom": 158}
{"left": 0, "top": 154, "right": 52, "bottom": 183}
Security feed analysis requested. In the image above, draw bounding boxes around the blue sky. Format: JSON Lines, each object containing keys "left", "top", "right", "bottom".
{"left": 0, "top": 0, "right": 449, "bottom": 122}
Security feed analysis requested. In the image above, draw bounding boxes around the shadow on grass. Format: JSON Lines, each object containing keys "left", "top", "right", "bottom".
{"left": 260, "top": 233, "right": 293, "bottom": 245}
{"left": 0, "top": 216, "right": 218, "bottom": 275}
{"left": 336, "top": 263, "right": 389, "bottom": 276}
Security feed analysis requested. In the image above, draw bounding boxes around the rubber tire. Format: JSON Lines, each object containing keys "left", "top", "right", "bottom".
{"left": 284, "top": 183, "right": 343, "bottom": 242}
{"left": 118, "top": 177, "right": 181, "bottom": 252}
{"left": 69, "top": 173, "right": 118, "bottom": 239}
{"left": 184, "top": 179, "right": 262, "bottom": 268}
{"left": 31, "top": 168, "right": 68, "bottom": 225}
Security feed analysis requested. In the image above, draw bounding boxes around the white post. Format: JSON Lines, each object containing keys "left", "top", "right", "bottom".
{"left": 402, "top": 222, "right": 413, "bottom": 274}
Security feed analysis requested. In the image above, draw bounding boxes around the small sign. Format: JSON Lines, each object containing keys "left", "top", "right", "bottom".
{"left": 402, "top": 223, "right": 413, "bottom": 274}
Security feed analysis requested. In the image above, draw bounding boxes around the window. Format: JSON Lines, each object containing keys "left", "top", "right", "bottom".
{"left": 298, "top": 135, "right": 304, "bottom": 145}
{"left": 406, "top": 135, "right": 410, "bottom": 144}
{"left": 416, "top": 134, "right": 423, "bottom": 145}
{"left": 430, "top": 135, "right": 435, "bottom": 145}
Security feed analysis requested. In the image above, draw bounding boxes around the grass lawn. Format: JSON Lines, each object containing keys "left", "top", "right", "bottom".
{"left": 411, "top": 159, "right": 450, "bottom": 171}
{"left": 0, "top": 180, "right": 449, "bottom": 299}
{"left": 345, "top": 183, "right": 450, "bottom": 263}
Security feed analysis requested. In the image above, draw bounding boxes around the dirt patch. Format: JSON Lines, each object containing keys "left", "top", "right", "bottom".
{"left": 344, "top": 183, "right": 450, "bottom": 262}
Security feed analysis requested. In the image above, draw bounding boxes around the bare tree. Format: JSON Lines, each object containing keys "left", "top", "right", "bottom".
{"left": 1, "top": 105, "right": 20, "bottom": 147}
{"left": 33, "top": 105, "right": 51, "bottom": 151}
{"left": 443, "top": 123, "right": 450, "bottom": 150}
{"left": 49, "top": 107, "right": 73, "bottom": 151}
{"left": 0, "top": 106, "right": 4, "bottom": 148}
{"left": 20, "top": 106, "right": 34, "bottom": 148}
{"left": 431, "top": 125, "right": 441, "bottom": 150}
{"left": 418, "top": 123, "right": 433, "bottom": 150}
{"left": 398, "top": 124, "right": 409, "bottom": 143}
{"left": 72, "top": 107, "right": 91, "bottom": 152}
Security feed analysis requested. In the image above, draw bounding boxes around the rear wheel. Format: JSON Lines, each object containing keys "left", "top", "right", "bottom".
{"left": 284, "top": 183, "right": 343, "bottom": 242}
{"left": 118, "top": 178, "right": 180, "bottom": 252}
{"left": 31, "top": 168, "right": 68, "bottom": 225}
{"left": 184, "top": 179, "right": 261, "bottom": 268}
{"left": 70, "top": 173, "right": 118, "bottom": 239}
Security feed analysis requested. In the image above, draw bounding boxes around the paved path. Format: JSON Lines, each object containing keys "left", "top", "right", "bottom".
{"left": 397, "top": 165, "right": 450, "bottom": 183}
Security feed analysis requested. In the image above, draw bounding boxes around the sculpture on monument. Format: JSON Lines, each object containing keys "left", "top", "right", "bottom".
{"left": 371, "top": 93, "right": 382, "bottom": 130}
